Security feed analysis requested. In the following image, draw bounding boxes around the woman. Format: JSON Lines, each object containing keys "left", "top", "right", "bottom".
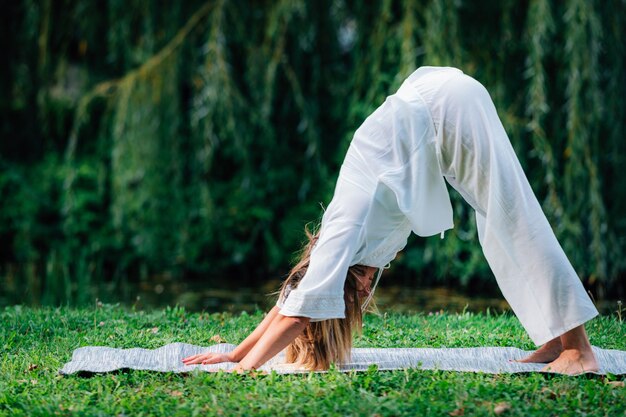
{"left": 182, "top": 66, "right": 599, "bottom": 375}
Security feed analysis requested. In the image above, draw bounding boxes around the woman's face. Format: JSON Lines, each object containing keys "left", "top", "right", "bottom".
{"left": 354, "top": 266, "right": 378, "bottom": 298}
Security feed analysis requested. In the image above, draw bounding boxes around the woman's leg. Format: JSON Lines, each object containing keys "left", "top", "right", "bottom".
{"left": 436, "top": 73, "right": 598, "bottom": 374}
{"left": 474, "top": 210, "right": 598, "bottom": 374}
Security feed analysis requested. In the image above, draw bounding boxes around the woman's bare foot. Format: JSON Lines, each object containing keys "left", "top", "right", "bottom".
{"left": 515, "top": 325, "right": 598, "bottom": 375}
{"left": 541, "top": 348, "right": 599, "bottom": 376}
{"left": 516, "top": 337, "right": 563, "bottom": 363}
{"left": 542, "top": 325, "right": 598, "bottom": 375}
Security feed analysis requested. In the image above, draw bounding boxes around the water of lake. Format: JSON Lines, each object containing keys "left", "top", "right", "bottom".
{"left": 4, "top": 276, "right": 620, "bottom": 318}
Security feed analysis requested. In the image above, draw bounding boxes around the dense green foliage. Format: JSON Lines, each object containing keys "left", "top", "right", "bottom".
{"left": 1, "top": 306, "right": 625, "bottom": 416}
{"left": 1, "top": 0, "right": 625, "bottom": 306}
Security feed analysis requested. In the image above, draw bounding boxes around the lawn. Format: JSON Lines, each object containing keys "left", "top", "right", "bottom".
{"left": 1, "top": 304, "right": 625, "bottom": 416}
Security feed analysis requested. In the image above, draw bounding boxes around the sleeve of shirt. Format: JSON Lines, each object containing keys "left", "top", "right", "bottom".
{"left": 277, "top": 173, "right": 371, "bottom": 320}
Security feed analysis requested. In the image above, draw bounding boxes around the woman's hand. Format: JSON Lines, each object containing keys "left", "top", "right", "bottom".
{"left": 182, "top": 352, "right": 235, "bottom": 365}
{"left": 179, "top": 307, "right": 308, "bottom": 371}
{"left": 181, "top": 307, "right": 282, "bottom": 368}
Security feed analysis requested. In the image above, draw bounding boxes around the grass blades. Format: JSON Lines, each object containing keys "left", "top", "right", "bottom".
{"left": 1, "top": 305, "right": 625, "bottom": 416}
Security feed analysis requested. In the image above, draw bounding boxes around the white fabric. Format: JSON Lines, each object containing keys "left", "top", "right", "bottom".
{"left": 279, "top": 66, "right": 599, "bottom": 345}
{"left": 60, "top": 342, "right": 626, "bottom": 375}
{"left": 279, "top": 67, "right": 455, "bottom": 319}
{"left": 415, "top": 68, "right": 599, "bottom": 345}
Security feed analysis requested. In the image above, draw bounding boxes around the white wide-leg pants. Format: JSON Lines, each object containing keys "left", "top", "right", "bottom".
{"left": 413, "top": 69, "right": 599, "bottom": 346}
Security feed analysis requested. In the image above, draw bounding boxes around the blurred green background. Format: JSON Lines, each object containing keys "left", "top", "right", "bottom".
{"left": 1, "top": 0, "right": 624, "bottom": 311}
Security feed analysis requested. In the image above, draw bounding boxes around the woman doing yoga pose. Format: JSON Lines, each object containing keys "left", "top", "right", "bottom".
{"left": 182, "top": 66, "right": 599, "bottom": 375}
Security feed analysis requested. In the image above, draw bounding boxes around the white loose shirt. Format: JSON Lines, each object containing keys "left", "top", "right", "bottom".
{"left": 277, "top": 67, "right": 459, "bottom": 320}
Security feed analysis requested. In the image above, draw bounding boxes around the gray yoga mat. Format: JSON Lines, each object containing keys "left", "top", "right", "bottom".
{"left": 59, "top": 343, "right": 626, "bottom": 375}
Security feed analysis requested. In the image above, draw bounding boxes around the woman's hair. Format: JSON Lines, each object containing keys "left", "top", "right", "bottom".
{"left": 277, "top": 225, "right": 371, "bottom": 370}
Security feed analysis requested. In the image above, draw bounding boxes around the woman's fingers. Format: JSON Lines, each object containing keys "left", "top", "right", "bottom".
{"left": 182, "top": 353, "right": 205, "bottom": 363}
{"left": 182, "top": 353, "right": 211, "bottom": 364}
{"left": 202, "top": 354, "right": 231, "bottom": 364}
{"left": 183, "top": 353, "right": 231, "bottom": 365}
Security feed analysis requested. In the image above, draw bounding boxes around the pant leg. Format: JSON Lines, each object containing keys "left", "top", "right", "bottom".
{"left": 436, "top": 74, "right": 598, "bottom": 346}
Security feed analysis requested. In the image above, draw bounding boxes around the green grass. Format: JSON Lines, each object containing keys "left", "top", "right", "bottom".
{"left": 1, "top": 304, "right": 625, "bottom": 416}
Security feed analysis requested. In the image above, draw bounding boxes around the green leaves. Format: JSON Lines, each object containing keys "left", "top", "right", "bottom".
{"left": 1, "top": 0, "right": 625, "bottom": 304}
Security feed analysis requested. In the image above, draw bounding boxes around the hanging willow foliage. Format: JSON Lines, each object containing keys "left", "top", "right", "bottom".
{"left": 1, "top": 0, "right": 624, "bottom": 306}
{"left": 524, "top": 0, "right": 562, "bottom": 219}
{"left": 423, "top": 0, "right": 462, "bottom": 67}
{"left": 561, "top": 0, "right": 607, "bottom": 291}
{"left": 599, "top": 0, "right": 626, "bottom": 282}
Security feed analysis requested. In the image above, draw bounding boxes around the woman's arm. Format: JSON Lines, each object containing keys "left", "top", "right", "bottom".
{"left": 229, "top": 306, "right": 282, "bottom": 361}
{"left": 234, "top": 312, "right": 309, "bottom": 371}
{"left": 182, "top": 306, "right": 284, "bottom": 365}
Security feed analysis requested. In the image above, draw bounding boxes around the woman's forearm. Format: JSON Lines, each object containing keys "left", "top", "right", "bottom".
{"left": 229, "top": 306, "right": 281, "bottom": 361}
{"left": 236, "top": 313, "right": 309, "bottom": 370}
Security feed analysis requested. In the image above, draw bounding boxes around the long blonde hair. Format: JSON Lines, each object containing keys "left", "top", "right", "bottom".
{"left": 277, "top": 226, "right": 371, "bottom": 370}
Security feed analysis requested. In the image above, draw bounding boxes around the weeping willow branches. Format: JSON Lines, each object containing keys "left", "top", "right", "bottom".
{"left": 524, "top": 0, "right": 562, "bottom": 218}
{"left": 4, "top": 0, "right": 623, "bottom": 304}
{"left": 423, "top": 0, "right": 462, "bottom": 67}
{"left": 562, "top": 0, "right": 606, "bottom": 285}
{"left": 62, "top": 1, "right": 216, "bottom": 272}
{"left": 395, "top": 0, "right": 420, "bottom": 85}
{"left": 64, "top": 1, "right": 215, "bottom": 162}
